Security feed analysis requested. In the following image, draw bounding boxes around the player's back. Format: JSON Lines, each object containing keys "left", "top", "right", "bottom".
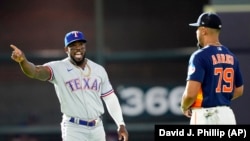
{"left": 189, "top": 45, "right": 240, "bottom": 108}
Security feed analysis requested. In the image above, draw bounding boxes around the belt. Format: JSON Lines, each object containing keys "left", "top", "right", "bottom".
{"left": 69, "top": 117, "right": 97, "bottom": 127}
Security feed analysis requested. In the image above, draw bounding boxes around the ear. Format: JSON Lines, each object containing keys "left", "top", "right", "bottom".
{"left": 201, "top": 27, "right": 208, "bottom": 35}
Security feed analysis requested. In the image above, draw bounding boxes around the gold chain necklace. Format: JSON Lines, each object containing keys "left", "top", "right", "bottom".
{"left": 72, "top": 58, "right": 91, "bottom": 77}
{"left": 81, "top": 63, "right": 91, "bottom": 77}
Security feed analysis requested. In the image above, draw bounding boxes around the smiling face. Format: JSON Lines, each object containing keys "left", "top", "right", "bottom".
{"left": 65, "top": 41, "right": 87, "bottom": 66}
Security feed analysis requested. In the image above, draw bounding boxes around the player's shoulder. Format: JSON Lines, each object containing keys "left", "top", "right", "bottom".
{"left": 87, "top": 58, "right": 100, "bottom": 66}
{"left": 192, "top": 45, "right": 215, "bottom": 55}
{"left": 190, "top": 47, "right": 205, "bottom": 57}
{"left": 87, "top": 58, "right": 106, "bottom": 70}
{"left": 44, "top": 58, "right": 69, "bottom": 66}
{"left": 189, "top": 46, "right": 212, "bottom": 62}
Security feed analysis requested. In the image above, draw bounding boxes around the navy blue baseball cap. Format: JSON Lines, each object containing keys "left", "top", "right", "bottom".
{"left": 189, "top": 12, "right": 222, "bottom": 29}
{"left": 64, "top": 31, "right": 87, "bottom": 47}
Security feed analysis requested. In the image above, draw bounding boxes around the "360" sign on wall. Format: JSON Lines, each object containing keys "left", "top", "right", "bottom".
{"left": 115, "top": 85, "right": 186, "bottom": 122}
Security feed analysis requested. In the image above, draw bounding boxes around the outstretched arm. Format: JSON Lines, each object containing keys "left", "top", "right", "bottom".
{"left": 10, "top": 44, "right": 51, "bottom": 81}
{"left": 102, "top": 93, "right": 129, "bottom": 141}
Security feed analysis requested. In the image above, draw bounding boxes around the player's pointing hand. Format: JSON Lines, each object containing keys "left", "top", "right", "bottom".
{"left": 10, "top": 44, "right": 25, "bottom": 63}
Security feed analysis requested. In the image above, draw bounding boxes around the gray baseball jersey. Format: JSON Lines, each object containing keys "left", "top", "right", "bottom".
{"left": 44, "top": 57, "right": 114, "bottom": 120}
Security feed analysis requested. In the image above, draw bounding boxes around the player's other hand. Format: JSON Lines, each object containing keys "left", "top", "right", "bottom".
{"left": 10, "top": 44, "right": 25, "bottom": 63}
{"left": 183, "top": 108, "right": 192, "bottom": 118}
{"left": 118, "top": 125, "right": 128, "bottom": 141}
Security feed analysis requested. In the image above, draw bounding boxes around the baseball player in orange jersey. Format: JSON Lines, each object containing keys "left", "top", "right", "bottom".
{"left": 181, "top": 12, "right": 244, "bottom": 124}
{"left": 10, "top": 31, "right": 128, "bottom": 141}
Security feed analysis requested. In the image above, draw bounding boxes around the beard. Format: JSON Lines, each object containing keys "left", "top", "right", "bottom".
{"left": 197, "top": 41, "right": 205, "bottom": 49}
{"left": 197, "top": 43, "right": 203, "bottom": 49}
{"left": 70, "top": 53, "right": 86, "bottom": 66}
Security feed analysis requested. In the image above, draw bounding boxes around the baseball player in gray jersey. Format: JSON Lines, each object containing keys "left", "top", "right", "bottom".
{"left": 10, "top": 31, "right": 128, "bottom": 141}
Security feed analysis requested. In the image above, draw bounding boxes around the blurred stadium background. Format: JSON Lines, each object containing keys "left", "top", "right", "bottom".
{"left": 0, "top": 0, "right": 250, "bottom": 140}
